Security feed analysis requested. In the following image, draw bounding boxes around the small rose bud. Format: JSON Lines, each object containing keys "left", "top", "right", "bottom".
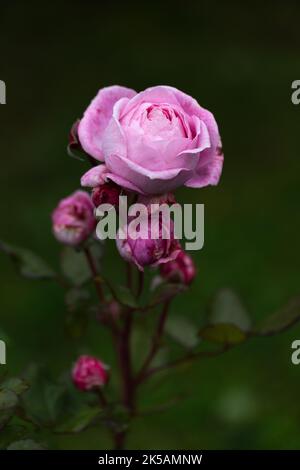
{"left": 92, "top": 183, "right": 121, "bottom": 209}
{"left": 52, "top": 190, "right": 95, "bottom": 246}
{"left": 72, "top": 355, "right": 109, "bottom": 391}
{"left": 116, "top": 210, "right": 180, "bottom": 271}
{"left": 160, "top": 249, "right": 196, "bottom": 285}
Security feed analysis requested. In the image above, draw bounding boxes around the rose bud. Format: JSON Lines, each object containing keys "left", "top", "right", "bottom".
{"left": 160, "top": 249, "right": 196, "bottom": 285}
{"left": 91, "top": 182, "right": 121, "bottom": 209}
{"left": 116, "top": 209, "right": 181, "bottom": 271}
{"left": 52, "top": 190, "right": 95, "bottom": 246}
{"left": 72, "top": 355, "right": 109, "bottom": 391}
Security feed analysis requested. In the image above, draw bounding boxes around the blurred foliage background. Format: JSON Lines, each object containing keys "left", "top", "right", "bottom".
{"left": 0, "top": 0, "right": 300, "bottom": 449}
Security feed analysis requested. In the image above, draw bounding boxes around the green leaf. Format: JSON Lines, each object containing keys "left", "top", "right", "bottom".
{"left": 0, "top": 410, "right": 14, "bottom": 431}
{"left": 209, "top": 288, "right": 251, "bottom": 331}
{"left": 7, "top": 439, "right": 45, "bottom": 450}
{"left": 0, "top": 378, "right": 28, "bottom": 429}
{"left": 2, "top": 378, "right": 29, "bottom": 396}
{"left": 104, "top": 404, "right": 130, "bottom": 434}
{"left": 0, "top": 389, "right": 18, "bottom": 410}
{"left": 0, "top": 240, "right": 55, "bottom": 280}
{"left": 44, "top": 383, "right": 67, "bottom": 423}
{"left": 199, "top": 323, "right": 247, "bottom": 345}
{"left": 61, "top": 247, "right": 91, "bottom": 286}
{"left": 255, "top": 296, "right": 300, "bottom": 336}
{"left": 55, "top": 406, "right": 101, "bottom": 433}
{"left": 112, "top": 285, "right": 138, "bottom": 308}
{"left": 23, "top": 375, "right": 67, "bottom": 425}
{"left": 0, "top": 423, "right": 32, "bottom": 449}
{"left": 61, "top": 242, "right": 103, "bottom": 286}
{"left": 166, "top": 315, "right": 199, "bottom": 349}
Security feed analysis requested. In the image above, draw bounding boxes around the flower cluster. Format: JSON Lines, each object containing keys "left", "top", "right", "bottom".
{"left": 52, "top": 84, "right": 223, "bottom": 277}
{"left": 52, "top": 85, "right": 223, "bottom": 397}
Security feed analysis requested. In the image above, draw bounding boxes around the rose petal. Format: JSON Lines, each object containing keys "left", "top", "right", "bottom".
{"left": 80, "top": 165, "right": 108, "bottom": 188}
{"left": 78, "top": 86, "right": 136, "bottom": 161}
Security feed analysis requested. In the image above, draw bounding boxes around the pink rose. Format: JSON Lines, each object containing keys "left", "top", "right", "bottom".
{"left": 160, "top": 249, "right": 196, "bottom": 285}
{"left": 72, "top": 355, "right": 109, "bottom": 391}
{"left": 52, "top": 190, "right": 95, "bottom": 246}
{"left": 78, "top": 85, "right": 223, "bottom": 195}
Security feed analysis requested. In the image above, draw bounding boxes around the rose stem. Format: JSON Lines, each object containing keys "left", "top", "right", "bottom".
{"left": 135, "top": 300, "right": 171, "bottom": 385}
{"left": 84, "top": 246, "right": 105, "bottom": 302}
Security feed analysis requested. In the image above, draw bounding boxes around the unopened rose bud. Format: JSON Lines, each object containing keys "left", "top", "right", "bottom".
{"left": 116, "top": 212, "right": 180, "bottom": 271}
{"left": 72, "top": 355, "right": 109, "bottom": 391}
{"left": 160, "top": 249, "right": 196, "bottom": 285}
{"left": 52, "top": 191, "right": 95, "bottom": 246}
{"left": 92, "top": 183, "right": 121, "bottom": 209}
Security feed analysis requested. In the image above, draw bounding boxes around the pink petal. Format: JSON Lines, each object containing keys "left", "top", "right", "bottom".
{"left": 80, "top": 165, "right": 108, "bottom": 188}
{"left": 185, "top": 152, "right": 224, "bottom": 188}
{"left": 78, "top": 85, "right": 136, "bottom": 161}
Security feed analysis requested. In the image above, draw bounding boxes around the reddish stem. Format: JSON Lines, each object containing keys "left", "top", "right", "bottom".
{"left": 84, "top": 246, "right": 105, "bottom": 302}
{"left": 135, "top": 300, "right": 171, "bottom": 385}
{"left": 118, "top": 309, "right": 135, "bottom": 412}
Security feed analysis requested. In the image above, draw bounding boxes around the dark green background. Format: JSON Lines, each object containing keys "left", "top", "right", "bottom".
{"left": 1, "top": 0, "right": 300, "bottom": 449}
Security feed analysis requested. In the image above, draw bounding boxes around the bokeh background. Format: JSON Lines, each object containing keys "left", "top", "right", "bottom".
{"left": 1, "top": 0, "right": 300, "bottom": 449}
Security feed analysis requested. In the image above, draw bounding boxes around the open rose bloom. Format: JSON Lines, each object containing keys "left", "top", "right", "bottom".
{"left": 78, "top": 85, "right": 223, "bottom": 195}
